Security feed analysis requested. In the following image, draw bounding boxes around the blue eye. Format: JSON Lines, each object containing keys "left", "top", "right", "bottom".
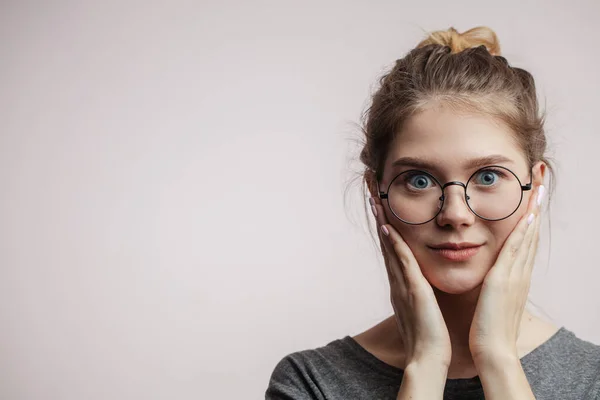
{"left": 474, "top": 169, "right": 506, "bottom": 186}
{"left": 406, "top": 173, "right": 433, "bottom": 189}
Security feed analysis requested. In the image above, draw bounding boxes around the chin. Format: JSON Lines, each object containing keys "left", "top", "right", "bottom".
{"left": 428, "top": 278, "right": 483, "bottom": 295}
{"left": 418, "top": 257, "right": 489, "bottom": 295}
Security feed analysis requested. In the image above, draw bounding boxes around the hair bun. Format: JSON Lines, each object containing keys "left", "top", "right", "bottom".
{"left": 417, "top": 26, "right": 501, "bottom": 56}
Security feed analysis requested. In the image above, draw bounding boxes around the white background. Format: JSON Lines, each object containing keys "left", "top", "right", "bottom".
{"left": 1, "top": 0, "right": 599, "bottom": 399}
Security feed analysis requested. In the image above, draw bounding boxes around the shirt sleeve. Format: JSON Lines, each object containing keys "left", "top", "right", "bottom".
{"left": 583, "top": 369, "right": 600, "bottom": 399}
{"left": 265, "top": 354, "right": 324, "bottom": 400}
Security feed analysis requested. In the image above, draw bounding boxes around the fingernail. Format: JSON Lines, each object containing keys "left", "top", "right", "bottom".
{"left": 371, "top": 204, "right": 378, "bottom": 217}
{"left": 536, "top": 185, "right": 546, "bottom": 207}
{"left": 381, "top": 225, "right": 389, "bottom": 236}
{"left": 369, "top": 197, "right": 375, "bottom": 206}
{"left": 527, "top": 213, "right": 535, "bottom": 225}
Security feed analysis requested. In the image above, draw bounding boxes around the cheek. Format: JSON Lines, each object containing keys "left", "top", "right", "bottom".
{"left": 384, "top": 207, "right": 417, "bottom": 239}
{"left": 387, "top": 221, "right": 428, "bottom": 256}
{"left": 493, "top": 211, "right": 524, "bottom": 248}
{"left": 385, "top": 205, "right": 525, "bottom": 259}
{"left": 387, "top": 216, "right": 522, "bottom": 264}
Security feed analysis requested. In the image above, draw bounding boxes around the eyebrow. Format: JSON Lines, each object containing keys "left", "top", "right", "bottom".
{"left": 389, "top": 154, "right": 515, "bottom": 171}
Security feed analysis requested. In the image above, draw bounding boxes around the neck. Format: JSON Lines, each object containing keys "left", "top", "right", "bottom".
{"left": 431, "top": 285, "right": 482, "bottom": 359}
{"left": 375, "top": 288, "right": 542, "bottom": 379}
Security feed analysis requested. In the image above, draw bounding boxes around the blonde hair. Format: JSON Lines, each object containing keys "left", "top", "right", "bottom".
{"left": 417, "top": 26, "right": 501, "bottom": 55}
{"left": 356, "top": 25, "right": 555, "bottom": 209}
{"left": 348, "top": 25, "right": 556, "bottom": 319}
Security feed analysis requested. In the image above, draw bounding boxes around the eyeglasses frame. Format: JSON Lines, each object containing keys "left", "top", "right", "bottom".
{"left": 376, "top": 165, "right": 533, "bottom": 225}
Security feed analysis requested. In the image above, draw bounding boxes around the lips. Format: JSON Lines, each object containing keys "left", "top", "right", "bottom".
{"left": 430, "top": 242, "right": 482, "bottom": 250}
{"left": 428, "top": 244, "right": 482, "bottom": 262}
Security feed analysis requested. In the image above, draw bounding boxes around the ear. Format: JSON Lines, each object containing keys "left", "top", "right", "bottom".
{"left": 365, "top": 169, "right": 380, "bottom": 199}
{"left": 532, "top": 161, "right": 546, "bottom": 188}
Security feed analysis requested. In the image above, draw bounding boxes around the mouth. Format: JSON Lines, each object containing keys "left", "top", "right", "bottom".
{"left": 427, "top": 244, "right": 483, "bottom": 262}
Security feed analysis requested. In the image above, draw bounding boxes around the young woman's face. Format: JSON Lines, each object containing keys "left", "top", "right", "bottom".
{"left": 380, "top": 106, "right": 544, "bottom": 295}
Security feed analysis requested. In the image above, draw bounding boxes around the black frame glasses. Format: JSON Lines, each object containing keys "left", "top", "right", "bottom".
{"left": 377, "top": 165, "right": 533, "bottom": 225}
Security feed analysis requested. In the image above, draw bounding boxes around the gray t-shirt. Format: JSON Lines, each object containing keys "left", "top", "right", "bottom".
{"left": 265, "top": 326, "right": 600, "bottom": 399}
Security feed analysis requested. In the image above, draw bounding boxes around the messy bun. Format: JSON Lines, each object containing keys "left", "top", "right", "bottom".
{"left": 347, "top": 25, "right": 556, "bottom": 267}
{"left": 416, "top": 26, "right": 501, "bottom": 56}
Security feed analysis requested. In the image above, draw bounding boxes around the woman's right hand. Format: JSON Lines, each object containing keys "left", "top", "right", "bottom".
{"left": 370, "top": 196, "right": 452, "bottom": 368}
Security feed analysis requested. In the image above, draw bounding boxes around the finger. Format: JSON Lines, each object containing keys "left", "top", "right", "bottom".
{"left": 370, "top": 196, "right": 388, "bottom": 260}
{"left": 371, "top": 197, "right": 405, "bottom": 289}
{"left": 525, "top": 184, "right": 544, "bottom": 275}
{"left": 379, "top": 228, "right": 409, "bottom": 302}
{"left": 378, "top": 225, "right": 399, "bottom": 284}
{"left": 494, "top": 184, "right": 541, "bottom": 276}
{"left": 370, "top": 195, "right": 391, "bottom": 228}
{"left": 513, "top": 211, "right": 538, "bottom": 277}
{"left": 378, "top": 227, "right": 407, "bottom": 290}
{"left": 516, "top": 185, "right": 543, "bottom": 275}
{"left": 377, "top": 224, "right": 412, "bottom": 304}
{"left": 381, "top": 223, "right": 427, "bottom": 291}
{"left": 522, "top": 212, "right": 541, "bottom": 280}
{"left": 372, "top": 197, "right": 395, "bottom": 259}
{"left": 370, "top": 196, "right": 390, "bottom": 251}
{"left": 495, "top": 204, "right": 537, "bottom": 278}
{"left": 525, "top": 185, "right": 540, "bottom": 216}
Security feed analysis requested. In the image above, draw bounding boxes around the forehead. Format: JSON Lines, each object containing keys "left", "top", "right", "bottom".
{"left": 386, "top": 107, "right": 526, "bottom": 172}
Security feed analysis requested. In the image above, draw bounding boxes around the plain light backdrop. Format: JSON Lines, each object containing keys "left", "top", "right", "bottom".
{"left": 1, "top": 0, "right": 599, "bottom": 399}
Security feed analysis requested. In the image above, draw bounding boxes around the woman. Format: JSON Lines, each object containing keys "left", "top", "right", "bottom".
{"left": 266, "top": 26, "right": 600, "bottom": 399}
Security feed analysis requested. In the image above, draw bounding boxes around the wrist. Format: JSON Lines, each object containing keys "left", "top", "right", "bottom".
{"left": 473, "top": 351, "right": 520, "bottom": 372}
{"left": 405, "top": 358, "right": 450, "bottom": 376}
{"left": 398, "top": 361, "right": 448, "bottom": 400}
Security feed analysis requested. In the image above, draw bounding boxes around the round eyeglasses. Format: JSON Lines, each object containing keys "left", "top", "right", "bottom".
{"left": 377, "top": 165, "right": 533, "bottom": 225}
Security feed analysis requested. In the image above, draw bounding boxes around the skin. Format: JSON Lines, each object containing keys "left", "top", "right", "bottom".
{"left": 357, "top": 104, "right": 559, "bottom": 379}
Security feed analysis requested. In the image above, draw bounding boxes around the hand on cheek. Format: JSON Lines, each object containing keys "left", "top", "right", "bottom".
{"left": 468, "top": 184, "right": 545, "bottom": 366}
{"left": 370, "top": 196, "right": 453, "bottom": 367}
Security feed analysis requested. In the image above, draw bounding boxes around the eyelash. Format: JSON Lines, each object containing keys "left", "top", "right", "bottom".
{"left": 402, "top": 168, "right": 508, "bottom": 187}
{"left": 473, "top": 168, "right": 508, "bottom": 183}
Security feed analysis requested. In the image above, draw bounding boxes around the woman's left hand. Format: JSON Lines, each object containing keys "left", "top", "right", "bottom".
{"left": 469, "top": 184, "right": 545, "bottom": 365}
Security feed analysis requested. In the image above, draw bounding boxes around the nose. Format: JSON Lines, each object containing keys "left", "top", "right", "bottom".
{"left": 435, "top": 183, "right": 475, "bottom": 227}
